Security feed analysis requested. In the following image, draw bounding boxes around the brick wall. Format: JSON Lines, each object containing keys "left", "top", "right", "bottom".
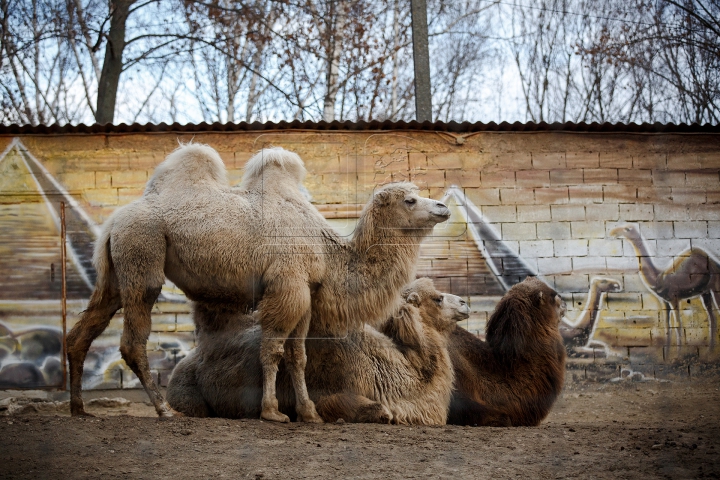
{"left": 0, "top": 129, "right": 719, "bottom": 389}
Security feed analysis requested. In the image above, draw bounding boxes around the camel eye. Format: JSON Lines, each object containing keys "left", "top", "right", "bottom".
{"left": 434, "top": 296, "right": 443, "bottom": 305}
{"left": 405, "top": 198, "right": 417, "bottom": 206}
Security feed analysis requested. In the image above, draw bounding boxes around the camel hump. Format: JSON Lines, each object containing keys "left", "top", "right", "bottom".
{"left": 240, "top": 147, "right": 306, "bottom": 188}
{"left": 146, "top": 143, "right": 228, "bottom": 193}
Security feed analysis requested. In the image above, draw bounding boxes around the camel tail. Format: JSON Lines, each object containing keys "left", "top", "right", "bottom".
{"left": 146, "top": 143, "right": 228, "bottom": 193}
{"left": 240, "top": 147, "right": 306, "bottom": 188}
{"left": 91, "top": 215, "right": 115, "bottom": 298}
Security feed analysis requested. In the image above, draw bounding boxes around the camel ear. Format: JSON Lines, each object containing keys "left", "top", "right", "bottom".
{"left": 538, "top": 291, "right": 544, "bottom": 303}
{"left": 406, "top": 292, "right": 421, "bottom": 307}
{"left": 374, "top": 189, "right": 392, "bottom": 206}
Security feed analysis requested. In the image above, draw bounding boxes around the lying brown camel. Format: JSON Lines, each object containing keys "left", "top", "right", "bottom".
{"left": 447, "top": 277, "right": 567, "bottom": 427}
{"left": 66, "top": 144, "right": 449, "bottom": 421}
{"left": 167, "top": 278, "right": 469, "bottom": 425}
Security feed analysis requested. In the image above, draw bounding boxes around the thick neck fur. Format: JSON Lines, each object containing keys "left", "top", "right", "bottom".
{"left": 311, "top": 201, "right": 428, "bottom": 335}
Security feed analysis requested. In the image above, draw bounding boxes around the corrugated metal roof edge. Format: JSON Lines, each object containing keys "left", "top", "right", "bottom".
{"left": 1, "top": 119, "right": 719, "bottom": 135}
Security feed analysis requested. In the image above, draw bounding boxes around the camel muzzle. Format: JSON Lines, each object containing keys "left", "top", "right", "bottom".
{"left": 432, "top": 203, "right": 451, "bottom": 221}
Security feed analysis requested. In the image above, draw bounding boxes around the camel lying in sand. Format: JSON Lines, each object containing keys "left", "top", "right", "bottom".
{"left": 67, "top": 144, "right": 449, "bottom": 421}
{"left": 167, "top": 278, "right": 463, "bottom": 425}
{"left": 447, "top": 277, "right": 567, "bottom": 427}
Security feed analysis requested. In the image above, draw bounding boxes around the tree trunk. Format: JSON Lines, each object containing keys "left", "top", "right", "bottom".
{"left": 322, "top": 0, "right": 349, "bottom": 123}
{"left": 95, "top": 0, "right": 135, "bottom": 124}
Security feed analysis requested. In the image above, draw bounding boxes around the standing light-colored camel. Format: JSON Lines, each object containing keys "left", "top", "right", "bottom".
{"left": 560, "top": 277, "right": 622, "bottom": 352}
{"left": 611, "top": 224, "right": 720, "bottom": 348}
{"left": 66, "top": 144, "right": 450, "bottom": 421}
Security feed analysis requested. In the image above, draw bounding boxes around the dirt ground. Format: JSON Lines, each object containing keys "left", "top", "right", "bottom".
{"left": 1, "top": 379, "right": 719, "bottom": 480}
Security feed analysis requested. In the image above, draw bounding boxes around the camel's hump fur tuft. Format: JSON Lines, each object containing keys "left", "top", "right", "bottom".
{"left": 240, "top": 147, "right": 306, "bottom": 188}
{"left": 146, "top": 143, "right": 228, "bottom": 193}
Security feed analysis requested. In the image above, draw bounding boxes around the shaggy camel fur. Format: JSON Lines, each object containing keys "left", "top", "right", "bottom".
{"left": 66, "top": 144, "right": 450, "bottom": 420}
{"left": 447, "top": 277, "right": 567, "bottom": 427}
{"left": 167, "top": 278, "right": 461, "bottom": 425}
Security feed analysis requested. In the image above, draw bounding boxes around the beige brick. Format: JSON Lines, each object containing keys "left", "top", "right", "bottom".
{"left": 689, "top": 205, "right": 720, "bottom": 221}
{"left": 553, "top": 273, "right": 590, "bottom": 293}
{"left": 499, "top": 188, "right": 535, "bottom": 205}
{"left": 411, "top": 169, "right": 445, "bottom": 188}
{"left": 599, "top": 152, "right": 632, "bottom": 168}
{"left": 638, "top": 186, "right": 671, "bottom": 203}
{"left": 501, "top": 222, "right": 536, "bottom": 240}
{"left": 709, "top": 221, "right": 720, "bottom": 238}
{"left": 584, "top": 168, "right": 618, "bottom": 184}
{"left": 484, "top": 152, "right": 532, "bottom": 171}
{"left": 619, "top": 204, "right": 654, "bottom": 221}
{"left": 707, "top": 190, "right": 720, "bottom": 204}
{"left": 572, "top": 256, "right": 606, "bottom": 272}
{"left": 233, "top": 151, "right": 253, "bottom": 169}
{"left": 567, "top": 151, "right": 599, "bottom": 168}
{"left": 585, "top": 204, "right": 619, "bottom": 221}
{"left": 589, "top": 238, "right": 624, "bottom": 256}
{"left": 428, "top": 153, "right": 462, "bottom": 169}
{"left": 618, "top": 169, "right": 652, "bottom": 185}
{"left": 95, "top": 171, "right": 112, "bottom": 188}
{"left": 408, "top": 152, "right": 427, "bottom": 170}
{"left": 686, "top": 170, "right": 719, "bottom": 187}
{"left": 633, "top": 153, "right": 666, "bottom": 169}
{"left": 672, "top": 188, "right": 706, "bottom": 205}
{"left": 571, "top": 221, "right": 605, "bottom": 238}
{"left": 635, "top": 222, "right": 674, "bottom": 239}
{"left": 606, "top": 256, "right": 638, "bottom": 271}
{"left": 59, "top": 171, "right": 96, "bottom": 191}
{"left": 550, "top": 169, "right": 583, "bottom": 186}
{"left": 307, "top": 154, "right": 343, "bottom": 175}
{"left": 535, "top": 187, "right": 569, "bottom": 204}
{"left": 652, "top": 170, "right": 684, "bottom": 187}
{"left": 603, "top": 185, "right": 637, "bottom": 203}
{"left": 446, "top": 169, "right": 480, "bottom": 188}
{"left": 667, "top": 153, "right": 701, "bottom": 169}
{"left": 657, "top": 239, "right": 691, "bottom": 256}
{"left": 654, "top": 204, "right": 689, "bottom": 221}
{"left": 569, "top": 185, "right": 603, "bottom": 204}
{"left": 551, "top": 204, "right": 585, "bottom": 221}
{"left": 517, "top": 205, "right": 551, "bottom": 222}
{"left": 460, "top": 153, "right": 487, "bottom": 170}
{"left": 483, "top": 205, "right": 517, "bottom": 222}
{"left": 516, "top": 170, "right": 550, "bottom": 188}
{"left": 83, "top": 188, "right": 118, "bottom": 206}
{"left": 532, "top": 152, "right": 565, "bottom": 169}
{"left": 519, "top": 240, "right": 553, "bottom": 257}
{"left": 537, "top": 257, "right": 572, "bottom": 274}
{"left": 537, "top": 222, "right": 571, "bottom": 240}
{"left": 465, "top": 188, "right": 500, "bottom": 206}
{"left": 554, "top": 239, "right": 588, "bottom": 257}
{"left": 481, "top": 171, "right": 515, "bottom": 187}
{"left": 697, "top": 153, "right": 720, "bottom": 168}
{"left": 111, "top": 170, "right": 147, "bottom": 187}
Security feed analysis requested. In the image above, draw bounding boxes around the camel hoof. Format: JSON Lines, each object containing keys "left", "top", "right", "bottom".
{"left": 299, "top": 412, "right": 324, "bottom": 424}
{"left": 296, "top": 403, "right": 323, "bottom": 423}
{"left": 158, "top": 407, "right": 183, "bottom": 418}
{"left": 71, "top": 409, "right": 96, "bottom": 417}
{"left": 261, "top": 408, "right": 290, "bottom": 423}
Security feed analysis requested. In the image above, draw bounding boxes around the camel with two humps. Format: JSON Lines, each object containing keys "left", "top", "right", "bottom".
{"left": 167, "top": 278, "right": 463, "bottom": 425}
{"left": 447, "top": 277, "right": 567, "bottom": 427}
{"left": 66, "top": 144, "right": 450, "bottom": 421}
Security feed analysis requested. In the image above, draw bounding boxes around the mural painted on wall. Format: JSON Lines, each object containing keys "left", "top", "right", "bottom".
{"left": 0, "top": 133, "right": 718, "bottom": 390}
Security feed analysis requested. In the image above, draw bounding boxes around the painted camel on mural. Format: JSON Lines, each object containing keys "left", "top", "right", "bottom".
{"left": 560, "top": 277, "right": 622, "bottom": 354}
{"left": 611, "top": 224, "right": 720, "bottom": 348}
{"left": 66, "top": 144, "right": 450, "bottom": 420}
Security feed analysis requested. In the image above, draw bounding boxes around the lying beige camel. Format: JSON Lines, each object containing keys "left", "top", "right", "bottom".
{"left": 167, "top": 278, "right": 466, "bottom": 425}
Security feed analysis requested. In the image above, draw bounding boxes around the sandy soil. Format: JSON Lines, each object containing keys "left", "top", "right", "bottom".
{"left": 1, "top": 380, "right": 719, "bottom": 479}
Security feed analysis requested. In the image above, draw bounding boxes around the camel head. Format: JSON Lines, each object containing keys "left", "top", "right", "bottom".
{"left": 610, "top": 223, "right": 641, "bottom": 241}
{"left": 590, "top": 277, "right": 622, "bottom": 294}
{"left": 402, "top": 278, "right": 467, "bottom": 334}
{"left": 370, "top": 182, "right": 450, "bottom": 231}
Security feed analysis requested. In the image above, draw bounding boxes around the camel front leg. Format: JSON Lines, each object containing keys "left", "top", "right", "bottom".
{"left": 284, "top": 311, "right": 322, "bottom": 423}
{"left": 701, "top": 291, "right": 717, "bottom": 350}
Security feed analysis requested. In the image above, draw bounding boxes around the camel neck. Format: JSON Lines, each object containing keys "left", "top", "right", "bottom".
{"left": 626, "top": 236, "right": 660, "bottom": 287}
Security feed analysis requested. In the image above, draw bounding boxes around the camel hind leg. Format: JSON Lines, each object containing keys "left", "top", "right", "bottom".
{"left": 66, "top": 279, "right": 122, "bottom": 416}
{"left": 701, "top": 291, "right": 717, "bottom": 350}
{"left": 258, "top": 275, "right": 320, "bottom": 423}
